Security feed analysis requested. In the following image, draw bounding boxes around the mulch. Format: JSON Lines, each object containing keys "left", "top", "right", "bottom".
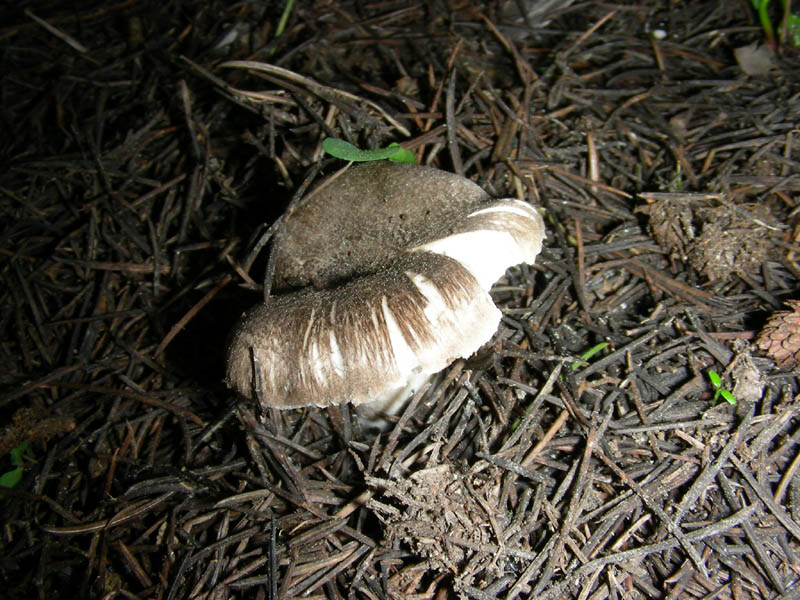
{"left": 1, "top": 1, "right": 799, "bottom": 598}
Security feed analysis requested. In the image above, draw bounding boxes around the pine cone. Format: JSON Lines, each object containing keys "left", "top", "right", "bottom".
{"left": 756, "top": 300, "right": 800, "bottom": 370}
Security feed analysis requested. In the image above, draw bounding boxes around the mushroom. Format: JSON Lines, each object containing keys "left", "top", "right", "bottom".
{"left": 226, "top": 161, "right": 545, "bottom": 417}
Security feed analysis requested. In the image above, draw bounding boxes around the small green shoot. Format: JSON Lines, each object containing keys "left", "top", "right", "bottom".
{"left": 670, "top": 162, "right": 683, "bottom": 192}
{"left": 322, "top": 138, "right": 416, "bottom": 164}
{"left": 570, "top": 342, "right": 609, "bottom": 371}
{"left": 275, "top": 0, "right": 295, "bottom": 39}
{"left": 750, "top": 0, "right": 800, "bottom": 48}
{"left": 0, "top": 442, "right": 28, "bottom": 500}
{"left": 268, "top": 0, "right": 295, "bottom": 56}
{"left": 753, "top": 0, "right": 777, "bottom": 45}
{"left": 707, "top": 370, "right": 736, "bottom": 405}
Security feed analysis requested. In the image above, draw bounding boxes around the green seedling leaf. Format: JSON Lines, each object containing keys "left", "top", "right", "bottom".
{"left": 570, "top": 342, "right": 609, "bottom": 371}
{"left": 707, "top": 370, "right": 736, "bottom": 405}
{"left": 384, "top": 143, "right": 416, "bottom": 164}
{"left": 708, "top": 370, "right": 722, "bottom": 389}
{"left": 0, "top": 442, "right": 28, "bottom": 500}
{"left": 720, "top": 389, "right": 737, "bottom": 405}
{"left": 322, "top": 138, "right": 416, "bottom": 163}
{"left": 9, "top": 443, "right": 27, "bottom": 468}
{"left": 0, "top": 467, "right": 23, "bottom": 492}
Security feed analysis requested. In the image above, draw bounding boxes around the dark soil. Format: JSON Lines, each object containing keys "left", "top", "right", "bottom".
{"left": 1, "top": 1, "right": 800, "bottom": 598}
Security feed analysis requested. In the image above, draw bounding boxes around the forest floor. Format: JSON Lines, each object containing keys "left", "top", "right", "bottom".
{"left": 2, "top": 1, "right": 800, "bottom": 598}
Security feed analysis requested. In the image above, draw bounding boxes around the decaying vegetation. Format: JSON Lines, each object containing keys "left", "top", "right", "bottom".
{"left": 1, "top": 1, "right": 799, "bottom": 598}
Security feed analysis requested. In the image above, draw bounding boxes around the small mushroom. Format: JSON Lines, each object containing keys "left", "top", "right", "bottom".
{"left": 226, "top": 162, "right": 545, "bottom": 416}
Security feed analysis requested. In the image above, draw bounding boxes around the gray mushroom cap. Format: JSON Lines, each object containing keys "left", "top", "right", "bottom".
{"left": 271, "top": 161, "right": 493, "bottom": 290}
{"left": 226, "top": 162, "right": 545, "bottom": 412}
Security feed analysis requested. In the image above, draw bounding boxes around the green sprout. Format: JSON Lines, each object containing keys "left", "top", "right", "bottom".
{"left": 0, "top": 442, "right": 28, "bottom": 500}
{"left": 268, "top": 0, "right": 295, "bottom": 56}
{"left": 322, "top": 138, "right": 416, "bottom": 164}
{"left": 570, "top": 342, "right": 609, "bottom": 371}
{"left": 707, "top": 370, "right": 736, "bottom": 405}
{"left": 750, "top": 0, "right": 800, "bottom": 48}
{"left": 275, "top": 0, "right": 295, "bottom": 39}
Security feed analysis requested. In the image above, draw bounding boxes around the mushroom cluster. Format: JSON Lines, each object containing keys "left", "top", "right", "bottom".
{"left": 226, "top": 161, "right": 545, "bottom": 417}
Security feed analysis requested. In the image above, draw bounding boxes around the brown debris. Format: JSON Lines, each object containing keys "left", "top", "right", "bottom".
{"left": 688, "top": 204, "right": 777, "bottom": 282}
{"left": 638, "top": 193, "right": 778, "bottom": 281}
{"left": 368, "top": 464, "right": 511, "bottom": 590}
{"left": 0, "top": 405, "right": 74, "bottom": 456}
{"left": 1, "top": 1, "right": 799, "bottom": 599}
